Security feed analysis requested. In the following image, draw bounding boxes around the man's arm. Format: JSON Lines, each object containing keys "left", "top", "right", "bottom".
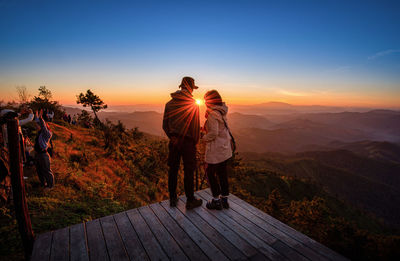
{"left": 35, "top": 110, "right": 52, "bottom": 138}
{"left": 162, "top": 104, "right": 170, "bottom": 138}
{"left": 192, "top": 104, "right": 200, "bottom": 143}
{"left": 19, "top": 109, "right": 34, "bottom": 126}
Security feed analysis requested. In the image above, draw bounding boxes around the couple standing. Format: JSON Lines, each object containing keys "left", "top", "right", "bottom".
{"left": 163, "top": 76, "right": 233, "bottom": 210}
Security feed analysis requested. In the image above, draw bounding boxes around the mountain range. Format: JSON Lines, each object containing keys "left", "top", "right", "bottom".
{"left": 65, "top": 106, "right": 400, "bottom": 153}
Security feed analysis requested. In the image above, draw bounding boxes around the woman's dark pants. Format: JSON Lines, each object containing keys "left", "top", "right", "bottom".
{"left": 206, "top": 160, "right": 229, "bottom": 197}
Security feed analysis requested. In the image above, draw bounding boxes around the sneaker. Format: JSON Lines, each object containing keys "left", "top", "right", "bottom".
{"left": 186, "top": 197, "right": 202, "bottom": 210}
{"left": 206, "top": 198, "right": 222, "bottom": 210}
{"left": 170, "top": 197, "right": 178, "bottom": 207}
{"left": 221, "top": 197, "right": 229, "bottom": 209}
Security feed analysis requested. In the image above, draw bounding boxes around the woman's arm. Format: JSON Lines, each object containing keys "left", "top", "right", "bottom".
{"left": 202, "top": 112, "right": 219, "bottom": 142}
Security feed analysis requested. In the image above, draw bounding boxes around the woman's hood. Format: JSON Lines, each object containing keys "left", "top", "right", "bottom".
{"left": 208, "top": 102, "right": 228, "bottom": 117}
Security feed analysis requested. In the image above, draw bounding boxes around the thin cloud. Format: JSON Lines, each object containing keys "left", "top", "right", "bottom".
{"left": 368, "top": 49, "right": 400, "bottom": 60}
{"left": 278, "top": 90, "right": 307, "bottom": 97}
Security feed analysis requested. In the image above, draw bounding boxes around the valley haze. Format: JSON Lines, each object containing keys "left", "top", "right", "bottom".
{"left": 65, "top": 102, "right": 400, "bottom": 154}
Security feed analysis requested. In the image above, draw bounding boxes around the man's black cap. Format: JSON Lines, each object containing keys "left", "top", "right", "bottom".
{"left": 179, "top": 76, "right": 198, "bottom": 90}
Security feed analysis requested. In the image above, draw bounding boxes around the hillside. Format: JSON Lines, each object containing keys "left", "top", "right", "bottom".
{"left": 228, "top": 112, "right": 273, "bottom": 130}
{"left": 1, "top": 121, "right": 399, "bottom": 260}
{"left": 0, "top": 121, "right": 172, "bottom": 261}
{"left": 98, "top": 111, "right": 165, "bottom": 137}
{"left": 240, "top": 149, "right": 400, "bottom": 228}
{"left": 234, "top": 110, "right": 400, "bottom": 153}
{"left": 233, "top": 124, "right": 369, "bottom": 153}
{"left": 329, "top": 140, "right": 400, "bottom": 164}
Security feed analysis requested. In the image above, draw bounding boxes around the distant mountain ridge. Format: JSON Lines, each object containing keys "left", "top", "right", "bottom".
{"left": 306, "top": 140, "right": 400, "bottom": 164}
{"left": 229, "top": 101, "right": 385, "bottom": 115}
{"left": 233, "top": 110, "right": 400, "bottom": 153}
{"left": 240, "top": 147, "right": 400, "bottom": 228}
{"left": 64, "top": 106, "right": 400, "bottom": 153}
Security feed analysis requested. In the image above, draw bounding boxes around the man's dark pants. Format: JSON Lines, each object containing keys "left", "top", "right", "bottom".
{"left": 168, "top": 136, "right": 196, "bottom": 201}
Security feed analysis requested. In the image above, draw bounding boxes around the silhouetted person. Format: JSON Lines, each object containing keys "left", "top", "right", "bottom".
{"left": 42, "top": 108, "right": 49, "bottom": 121}
{"left": 47, "top": 110, "right": 54, "bottom": 122}
{"left": 202, "top": 90, "right": 233, "bottom": 210}
{"left": 34, "top": 109, "right": 54, "bottom": 189}
{"left": 63, "top": 113, "right": 68, "bottom": 122}
{"left": 163, "top": 76, "right": 202, "bottom": 209}
{"left": 72, "top": 114, "right": 77, "bottom": 125}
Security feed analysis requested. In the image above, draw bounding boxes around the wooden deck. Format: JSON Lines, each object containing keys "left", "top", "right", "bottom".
{"left": 31, "top": 189, "right": 348, "bottom": 261}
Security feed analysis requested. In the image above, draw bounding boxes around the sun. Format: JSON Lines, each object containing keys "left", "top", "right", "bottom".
{"left": 195, "top": 99, "right": 202, "bottom": 105}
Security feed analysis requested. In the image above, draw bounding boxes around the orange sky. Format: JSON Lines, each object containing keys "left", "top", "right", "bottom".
{"left": 1, "top": 83, "right": 399, "bottom": 109}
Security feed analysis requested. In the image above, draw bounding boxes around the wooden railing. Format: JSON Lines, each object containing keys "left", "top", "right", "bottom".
{"left": 7, "top": 118, "right": 34, "bottom": 260}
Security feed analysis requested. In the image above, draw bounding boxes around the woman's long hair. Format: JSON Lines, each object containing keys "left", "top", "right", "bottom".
{"left": 204, "top": 90, "right": 223, "bottom": 108}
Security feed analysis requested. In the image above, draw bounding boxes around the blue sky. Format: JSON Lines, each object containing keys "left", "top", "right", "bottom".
{"left": 0, "top": 0, "right": 399, "bottom": 107}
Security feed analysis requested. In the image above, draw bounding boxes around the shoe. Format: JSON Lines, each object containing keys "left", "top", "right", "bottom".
{"left": 186, "top": 197, "right": 202, "bottom": 210}
{"left": 170, "top": 197, "right": 178, "bottom": 207}
{"left": 206, "top": 198, "right": 222, "bottom": 210}
{"left": 221, "top": 197, "right": 229, "bottom": 209}
{"left": 44, "top": 184, "right": 54, "bottom": 190}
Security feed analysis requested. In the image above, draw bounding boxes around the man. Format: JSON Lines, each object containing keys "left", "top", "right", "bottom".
{"left": 34, "top": 109, "right": 54, "bottom": 189}
{"left": 163, "top": 76, "right": 202, "bottom": 209}
{"left": 0, "top": 108, "right": 34, "bottom": 148}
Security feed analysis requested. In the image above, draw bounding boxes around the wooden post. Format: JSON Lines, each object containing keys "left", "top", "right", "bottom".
{"left": 7, "top": 118, "right": 34, "bottom": 260}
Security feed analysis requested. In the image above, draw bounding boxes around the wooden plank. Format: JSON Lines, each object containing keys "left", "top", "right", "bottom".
{"left": 50, "top": 227, "right": 69, "bottom": 261}
{"left": 138, "top": 205, "right": 189, "bottom": 261}
{"left": 126, "top": 208, "right": 169, "bottom": 261}
{"left": 70, "top": 223, "right": 89, "bottom": 261}
{"left": 228, "top": 193, "right": 349, "bottom": 261}
{"left": 147, "top": 202, "right": 209, "bottom": 261}
{"left": 86, "top": 219, "right": 109, "bottom": 261}
{"left": 161, "top": 199, "right": 247, "bottom": 261}
{"left": 195, "top": 191, "right": 286, "bottom": 261}
{"left": 221, "top": 193, "right": 327, "bottom": 261}
{"left": 114, "top": 212, "right": 149, "bottom": 261}
{"left": 31, "top": 231, "right": 53, "bottom": 261}
{"left": 179, "top": 196, "right": 261, "bottom": 259}
{"left": 100, "top": 215, "right": 129, "bottom": 261}
{"left": 198, "top": 190, "right": 309, "bottom": 261}
{"left": 155, "top": 201, "right": 229, "bottom": 261}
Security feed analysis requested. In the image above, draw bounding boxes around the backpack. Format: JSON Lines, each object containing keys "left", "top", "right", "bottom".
{"left": 218, "top": 112, "right": 236, "bottom": 153}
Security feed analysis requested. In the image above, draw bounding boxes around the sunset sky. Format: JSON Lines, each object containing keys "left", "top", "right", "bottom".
{"left": 0, "top": 1, "right": 399, "bottom": 108}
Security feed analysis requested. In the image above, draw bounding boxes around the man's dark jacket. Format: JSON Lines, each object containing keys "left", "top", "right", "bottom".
{"left": 163, "top": 89, "right": 200, "bottom": 143}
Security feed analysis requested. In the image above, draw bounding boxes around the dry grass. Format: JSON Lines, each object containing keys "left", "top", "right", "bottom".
{"left": 1, "top": 122, "right": 171, "bottom": 260}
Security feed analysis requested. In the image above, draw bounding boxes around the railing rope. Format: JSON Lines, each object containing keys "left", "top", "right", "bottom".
{"left": 7, "top": 118, "right": 34, "bottom": 260}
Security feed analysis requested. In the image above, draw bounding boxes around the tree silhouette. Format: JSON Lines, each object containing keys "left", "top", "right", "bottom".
{"left": 16, "top": 86, "right": 30, "bottom": 104}
{"left": 76, "top": 89, "right": 107, "bottom": 121}
{"left": 29, "top": 86, "right": 64, "bottom": 117}
{"left": 38, "top": 86, "right": 52, "bottom": 101}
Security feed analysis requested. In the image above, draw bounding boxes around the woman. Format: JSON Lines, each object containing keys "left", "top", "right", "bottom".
{"left": 201, "top": 90, "right": 233, "bottom": 210}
